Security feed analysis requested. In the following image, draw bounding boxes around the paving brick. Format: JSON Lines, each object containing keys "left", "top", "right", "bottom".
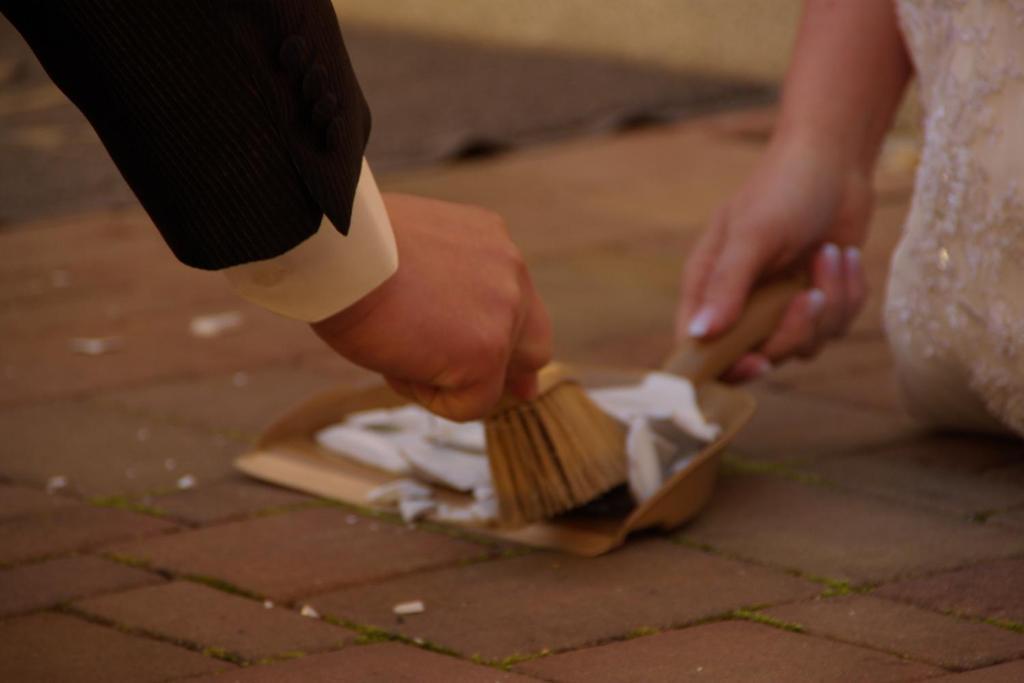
{"left": 776, "top": 366, "right": 907, "bottom": 413}
{"left": 0, "top": 554, "right": 161, "bottom": 618}
{"left": 0, "top": 211, "right": 324, "bottom": 406}
{"left": 680, "top": 474, "right": 1024, "bottom": 583}
{"left": 991, "top": 507, "right": 1024, "bottom": 531}
{"left": 876, "top": 558, "right": 1024, "bottom": 624}
{"left": 0, "top": 482, "right": 73, "bottom": 520}
{"left": 109, "top": 507, "right": 492, "bottom": 601}
{"left": 0, "top": 612, "right": 228, "bottom": 682}
{"left": 730, "top": 387, "right": 919, "bottom": 462}
{"left": 764, "top": 595, "right": 1024, "bottom": 670}
{"left": 154, "top": 477, "right": 316, "bottom": 526}
{"left": 0, "top": 504, "right": 175, "bottom": 565}
{"left": 187, "top": 643, "right": 537, "bottom": 682}
{"left": 76, "top": 581, "right": 353, "bottom": 662}
{"left": 802, "top": 435, "right": 1024, "bottom": 517}
{"left": 310, "top": 539, "right": 816, "bottom": 660}
{"left": 96, "top": 365, "right": 353, "bottom": 439}
{"left": 926, "top": 660, "right": 1024, "bottom": 682}
{"left": 385, "top": 122, "right": 764, "bottom": 258}
{"left": 516, "top": 620, "right": 940, "bottom": 682}
{"left": 0, "top": 399, "right": 240, "bottom": 497}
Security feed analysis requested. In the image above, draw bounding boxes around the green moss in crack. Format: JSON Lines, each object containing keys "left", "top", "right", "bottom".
{"left": 626, "top": 625, "right": 661, "bottom": 639}
{"left": 90, "top": 495, "right": 167, "bottom": 517}
{"left": 201, "top": 646, "right": 247, "bottom": 665}
{"left": 257, "top": 650, "right": 308, "bottom": 664}
{"left": 324, "top": 615, "right": 461, "bottom": 658}
{"left": 986, "top": 617, "right": 1024, "bottom": 634}
{"left": 101, "top": 552, "right": 154, "bottom": 571}
{"left": 732, "top": 609, "right": 804, "bottom": 633}
{"left": 720, "top": 458, "right": 823, "bottom": 486}
{"left": 183, "top": 573, "right": 264, "bottom": 601}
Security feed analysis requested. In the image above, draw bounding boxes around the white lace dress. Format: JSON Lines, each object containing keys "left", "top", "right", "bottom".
{"left": 885, "top": 0, "right": 1024, "bottom": 436}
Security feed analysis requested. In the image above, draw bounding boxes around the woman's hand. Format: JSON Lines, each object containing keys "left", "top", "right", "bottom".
{"left": 677, "top": 134, "right": 873, "bottom": 381}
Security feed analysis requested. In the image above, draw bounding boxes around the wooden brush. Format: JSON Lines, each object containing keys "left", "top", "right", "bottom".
{"left": 484, "top": 275, "right": 806, "bottom": 528}
{"left": 484, "top": 363, "right": 626, "bottom": 527}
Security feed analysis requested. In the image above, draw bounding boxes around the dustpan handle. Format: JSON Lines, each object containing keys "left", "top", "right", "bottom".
{"left": 662, "top": 274, "right": 807, "bottom": 384}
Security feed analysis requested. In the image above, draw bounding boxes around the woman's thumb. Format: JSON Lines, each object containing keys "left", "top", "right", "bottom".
{"left": 685, "top": 242, "right": 765, "bottom": 340}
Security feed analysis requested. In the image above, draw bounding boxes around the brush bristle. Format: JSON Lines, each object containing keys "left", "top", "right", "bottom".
{"left": 485, "top": 383, "right": 626, "bottom": 526}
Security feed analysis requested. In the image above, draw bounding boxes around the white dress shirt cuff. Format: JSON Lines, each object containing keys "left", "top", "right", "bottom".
{"left": 222, "top": 159, "right": 398, "bottom": 323}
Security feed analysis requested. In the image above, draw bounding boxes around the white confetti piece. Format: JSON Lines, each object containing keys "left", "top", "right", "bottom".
{"left": 189, "top": 311, "right": 244, "bottom": 338}
{"left": 69, "top": 336, "right": 123, "bottom": 356}
{"left": 176, "top": 474, "right": 196, "bottom": 490}
{"left": 45, "top": 475, "right": 68, "bottom": 494}
{"left": 263, "top": 600, "right": 274, "bottom": 609}
{"left": 300, "top": 605, "right": 320, "bottom": 619}
{"left": 393, "top": 600, "right": 425, "bottom": 616}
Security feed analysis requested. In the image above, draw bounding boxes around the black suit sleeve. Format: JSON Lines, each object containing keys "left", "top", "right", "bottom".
{"left": 2, "top": 0, "right": 371, "bottom": 270}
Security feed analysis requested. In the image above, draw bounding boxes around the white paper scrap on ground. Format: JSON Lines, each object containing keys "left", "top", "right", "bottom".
{"left": 393, "top": 600, "right": 425, "bottom": 616}
{"left": 189, "top": 311, "right": 243, "bottom": 338}
{"left": 68, "top": 336, "right": 123, "bottom": 356}
{"left": 314, "top": 372, "right": 719, "bottom": 519}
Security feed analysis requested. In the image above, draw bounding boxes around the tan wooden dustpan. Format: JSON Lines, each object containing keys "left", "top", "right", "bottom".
{"left": 236, "top": 278, "right": 800, "bottom": 556}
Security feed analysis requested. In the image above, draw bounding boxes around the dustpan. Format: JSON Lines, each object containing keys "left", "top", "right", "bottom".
{"left": 235, "top": 368, "right": 751, "bottom": 557}
{"left": 236, "top": 278, "right": 798, "bottom": 556}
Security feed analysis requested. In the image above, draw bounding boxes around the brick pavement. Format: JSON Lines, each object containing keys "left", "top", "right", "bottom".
{"left": 1, "top": 107, "right": 1022, "bottom": 681}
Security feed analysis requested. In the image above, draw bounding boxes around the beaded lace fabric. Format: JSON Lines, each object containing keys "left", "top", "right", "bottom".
{"left": 886, "top": 0, "right": 1024, "bottom": 435}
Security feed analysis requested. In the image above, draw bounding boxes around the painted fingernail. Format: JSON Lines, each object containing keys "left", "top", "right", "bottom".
{"left": 688, "top": 306, "right": 715, "bottom": 338}
{"left": 807, "top": 288, "right": 826, "bottom": 317}
{"left": 823, "top": 243, "right": 841, "bottom": 273}
{"left": 845, "top": 246, "right": 861, "bottom": 271}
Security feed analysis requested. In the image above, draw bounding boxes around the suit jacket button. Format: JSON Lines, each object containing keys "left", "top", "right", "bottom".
{"left": 302, "top": 64, "right": 327, "bottom": 102}
{"left": 312, "top": 93, "right": 339, "bottom": 127}
{"left": 325, "top": 116, "right": 344, "bottom": 151}
{"left": 278, "top": 35, "right": 309, "bottom": 72}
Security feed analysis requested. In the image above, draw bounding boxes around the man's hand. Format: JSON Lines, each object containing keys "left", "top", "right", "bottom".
{"left": 312, "top": 193, "right": 552, "bottom": 421}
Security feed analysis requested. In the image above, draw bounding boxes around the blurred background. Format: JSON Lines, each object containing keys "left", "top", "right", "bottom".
{"left": 2, "top": 0, "right": 914, "bottom": 227}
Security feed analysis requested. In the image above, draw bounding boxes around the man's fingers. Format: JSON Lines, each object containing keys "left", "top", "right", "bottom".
{"left": 504, "top": 370, "right": 540, "bottom": 401}
{"left": 508, "top": 287, "right": 553, "bottom": 376}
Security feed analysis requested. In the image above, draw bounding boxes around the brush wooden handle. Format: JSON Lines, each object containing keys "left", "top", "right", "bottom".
{"left": 662, "top": 274, "right": 807, "bottom": 384}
